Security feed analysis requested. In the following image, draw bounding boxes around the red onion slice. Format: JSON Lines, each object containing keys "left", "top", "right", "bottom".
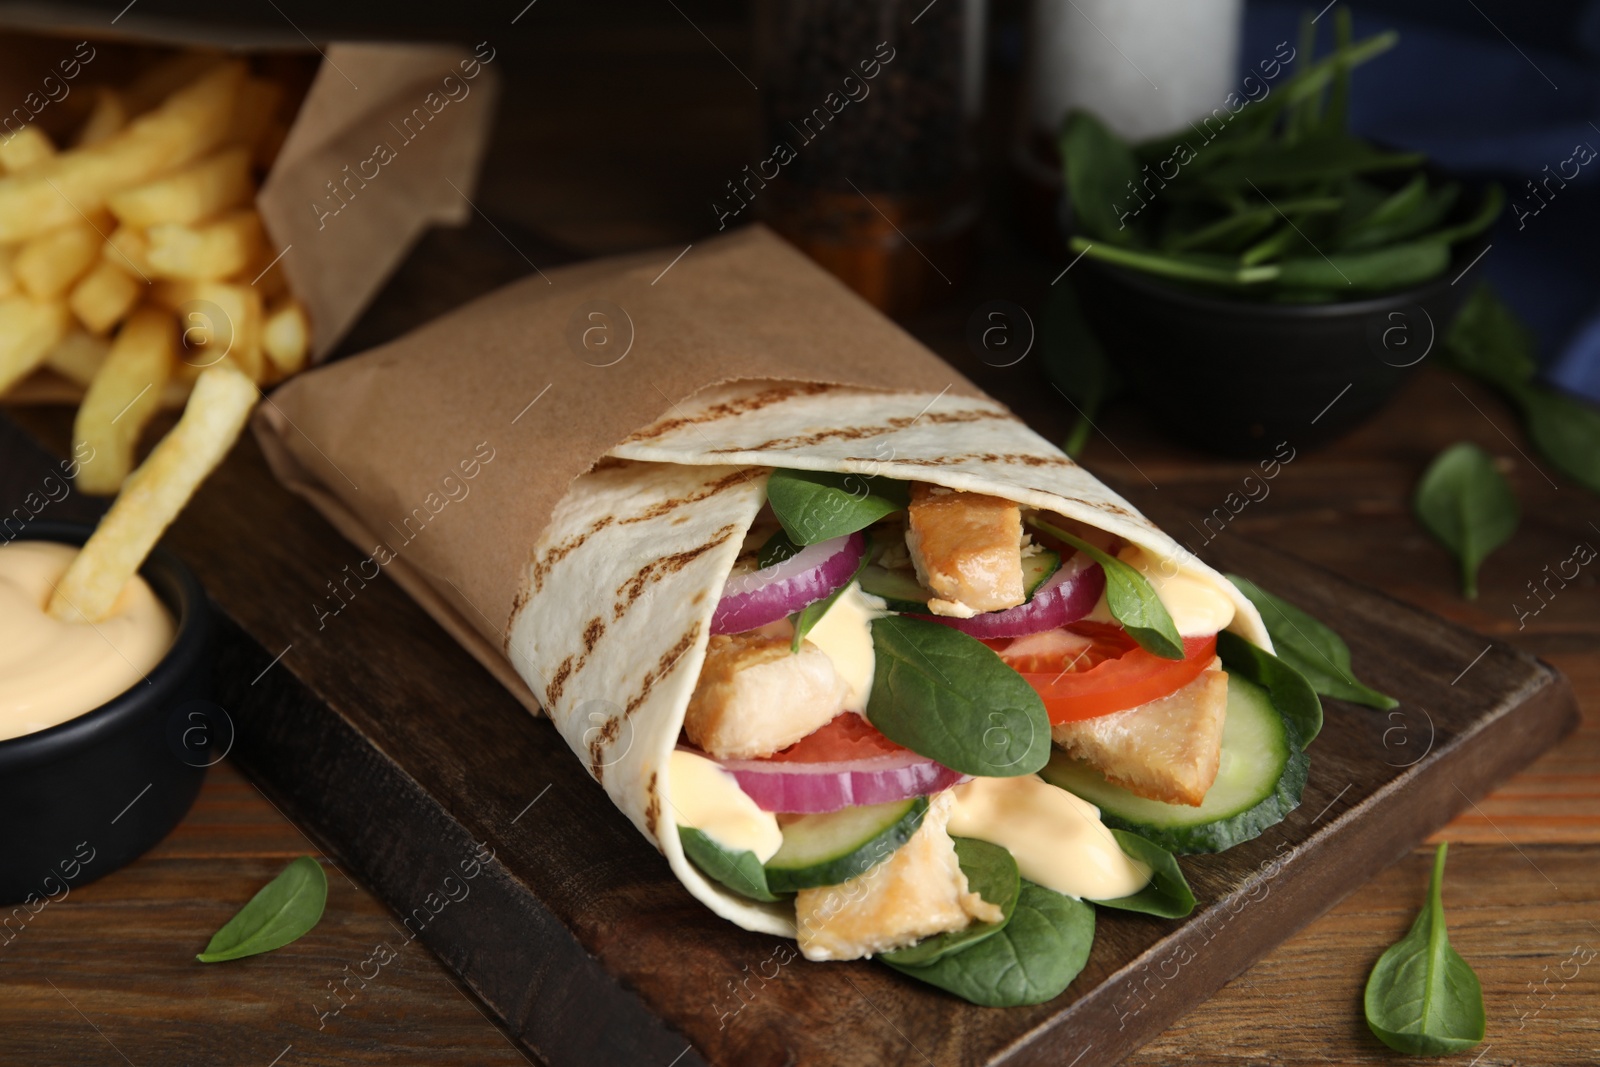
{"left": 913, "top": 551, "right": 1105, "bottom": 639}
{"left": 711, "top": 531, "right": 866, "bottom": 635}
{"left": 717, "top": 749, "right": 969, "bottom": 813}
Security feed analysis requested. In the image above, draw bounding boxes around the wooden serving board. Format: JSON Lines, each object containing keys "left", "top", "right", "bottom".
{"left": 10, "top": 406, "right": 1574, "bottom": 1067}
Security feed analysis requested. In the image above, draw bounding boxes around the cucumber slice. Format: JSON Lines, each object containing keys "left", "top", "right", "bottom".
{"left": 1040, "top": 674, "right": 1308, "bottom": 854}
{"left": 857, "top": 564, "right": 929, "bottom": 613}
{"left": 764, "top": 796, "right": 928, "bottom": 893}
{"left": 678, "top": 827, "right": 786, "bottom": 902}
{"left": 1022, "top": 549, "right": 1061, "bottom": 596}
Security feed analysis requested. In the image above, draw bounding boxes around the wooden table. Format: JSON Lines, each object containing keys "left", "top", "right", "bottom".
{"left": 3, "top": 6, "right": 1598, "bottom": 1064}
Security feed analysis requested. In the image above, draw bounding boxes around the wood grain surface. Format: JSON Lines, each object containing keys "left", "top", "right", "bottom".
{"left": 2, "top": 4, "right": 1599, "bottom": 1064}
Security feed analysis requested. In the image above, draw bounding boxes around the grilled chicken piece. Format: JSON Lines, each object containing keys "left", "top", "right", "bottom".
{"left": 684, "top": 632, "right": 848, "bottom": 759}
{"left": 1050, "top": 660, "right": 1229, "bottom": 807}
{"left": 794, "top": 790, "right": 1003, "bottom": 961}
{"left": 905, "top": 484, "right": 1025, "bottom": 618}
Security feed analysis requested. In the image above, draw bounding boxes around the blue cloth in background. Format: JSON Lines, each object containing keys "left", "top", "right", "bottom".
{"left": 1244, "top": 2, "right": 1600, "bottom": 403}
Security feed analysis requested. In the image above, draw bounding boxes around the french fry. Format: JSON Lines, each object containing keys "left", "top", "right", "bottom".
{"left": 103, "top": 225, "right": 154, "bottom": 278}
{"left": 49, "top": 363, "right": 256, "bottom": 622}
{"left": 76, "top": 90, "right": 129, "bottom": 147}
{"left": 0, "top": 245, "right": 16, "bottom": 298}
{"left": 152, "top": 278, "right": 264, "bottom": 382}
{"left": 73, "top": 306, "right": 175, "bottom": 495}
{"left": 0, "top": 62, "right": 245, "bottom": 243}
{"left": 16, "top": 222, "right": 103, "bottom": 300}
{"left": 146, "top": 208, "right": 263, "bottom": 281}
{"left": 107, "top": 147, "right": 253, "bottom": 229}
{"left": 43, "top": 328, "right": 110, "bottom": 387}
{"left": 0, "top": 126, "right": 57, "bottom": 173}
{"left": 262, "top": 297, "right": 309, "bottom": 380}
{"left": 0, "top": 295, "right": 69, "bottom": 394}
{"left": 124, "top": 51, "right": 226, "bottom": 115}
{"left": 69, "top": 259, "right": 143, "bottom": 334}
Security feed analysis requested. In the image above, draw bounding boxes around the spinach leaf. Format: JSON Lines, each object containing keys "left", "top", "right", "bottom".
{"left": 866, "top": 616, "right": 1050, "bottom": 777}
{"left": 1093, "top": 830, "right": 1195, "bottom": 918}
{"left": 1413, "top": 443, "right": 1519, "bottom": 599}
{"left": 758, "top": 529, "right": 802, "bottom": 568}
{"left": 1027, "top": 518, "right": 1184, "bottom": 660}
{"left": 1443, "top": 285, "right": 1600, "bottom": 494}
{"left": 679, "top": 827, "right": 785, "bottom": 903}
{"left": 1068, "top": 237, "right": 1277, "bottom": 288}
{"left": 1364, "top": 842, "right": 1485, "bottom": 1055}
{"left": 1275, "top": 241, "right": 1450, "bottom": 291}
{"left": 885, "top": 880, "right": 1095, "bottom": 1006}
{"left": 197, "top": 856, "right": 327, "bottom": 962}
{"left": 1444, "top": 283, "right": 1538, "bottom": 390}
{"left": 1341, "top": 180, "right": 1460, "bottom": 251}
{"left": 790, "top": 544, "right": 871, "bottom": 651}
{"left": 1039, "top": 281, "right": 1122, "bottom": 457}
{"left": 1417, "top": 183, "right": 1504, "bottom": 247}
{"left": 1511, "top": 382, "right": 1600, "bottom": 495}
{"left": 1227, "top": 574, "right": 1398, "bottom": 710}
{"left": 766, "top": 468, "right": 909, "bottom": 546}
{"left": 1216, "top": 630, "right": 1324, "bottom": 747}
{"left": 1168, "top": 198, "right": 1339, "bottom": 254}
{"left": 1060, "top": 109, "right": 1141, "bottom": 244}
{"left": 1199, "top": 134, "right": 1423, "bottom": 191}
{"left": 881, "top": 838, "right": 1019, "bottom": 966}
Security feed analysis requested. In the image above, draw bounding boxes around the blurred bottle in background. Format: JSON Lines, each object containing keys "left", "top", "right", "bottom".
{"left": 752, "top": 0, "right": 986, "bottom": 315}
{"left": 1013, "top": 0, "right": 1243, "bottom": 252}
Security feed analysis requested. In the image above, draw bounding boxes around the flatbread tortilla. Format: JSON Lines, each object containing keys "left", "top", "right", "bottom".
{"left": 508, "top": 379, "right": 1270, "bottom": 936}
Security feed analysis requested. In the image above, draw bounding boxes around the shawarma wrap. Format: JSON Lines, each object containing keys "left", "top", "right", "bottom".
{"left": 257, "top": 226, "right": 1315, "bottom": 1006}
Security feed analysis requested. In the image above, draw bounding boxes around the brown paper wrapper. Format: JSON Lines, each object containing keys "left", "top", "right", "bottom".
{"left": 0, "top": 23, "right": 499, "bottom": 406}
{"left": 253, "top": 225, "right": 983, "bottom": 710}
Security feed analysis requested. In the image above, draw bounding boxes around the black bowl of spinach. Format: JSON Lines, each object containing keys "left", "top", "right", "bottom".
{"left": 1055, "top": 11, "right": 1500, "bottom": 455}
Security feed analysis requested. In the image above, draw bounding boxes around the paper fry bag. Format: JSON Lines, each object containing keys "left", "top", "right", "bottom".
{"left": 0, "top": 22, "right": 498, "bottom": 406}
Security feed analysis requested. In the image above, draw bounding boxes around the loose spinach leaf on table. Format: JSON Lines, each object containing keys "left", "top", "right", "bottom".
{"left": 1444, "top": 284, "right": 1600, "bottom": 495}
{"left": 885, "top": 880, "right": 1096, "bottom": 1007}
{"left": 1444, "top": 283, "right": 1539, "bottom": 389}
{"left": 1227, "top": 574, "right": 1397, "bottom": 710}
{"left": 1093, "top": 830, "right": 1195, "bottom": 919}
{"left": 766, "top": 468, "right": 909, "bottom": 546}
{"left": 1510, "top": 382, "right": 1600, "bottom": 496}
{"left": 1216, "top": 630, "right": 1324, "bottom": 747}
{"left": 1413, "top": 443, "right": 1519, "bottom": 600}
{"left": 679, "top": 828, "right": 786, "bottom": 903}
{"left": 1364, "top": 842, "right": 1485, "bottom": 1055}
{"left": 866, "top": 616, "right": 1050, "bottom": 777}
{"left": 1026, "top": 518, "right": 1184, "bottom": 660}
{"left": 197, "top": 856, "right": 327, "bottom": 963}
{"left": 881, "top": 838, "right": 1020, "bottom": 966}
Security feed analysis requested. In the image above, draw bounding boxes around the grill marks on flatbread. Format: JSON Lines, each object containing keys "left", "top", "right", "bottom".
{"left": 507, "top": 458, "right": 768, "bottom": 860}
{"left": 706, "top": 407, "right": 1014, "bottom": 454}
{"left": 621, "top": 381, "right": 840, "bottom": 443}
{"left": 610, "top": 381, "right": 1271, "bottom": 652}
{"left": 613, "top": 524, "right": 741, "bottom": 621}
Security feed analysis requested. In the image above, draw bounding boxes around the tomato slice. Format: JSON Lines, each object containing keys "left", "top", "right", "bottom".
{"left": 764, "top": 713, "right": 906, "bottom": 762}
{"left": 988, "top": 623, "right": 1218, "bottom": 724}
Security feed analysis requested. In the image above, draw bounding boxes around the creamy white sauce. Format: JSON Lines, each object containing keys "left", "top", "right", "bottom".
{"left": 948, "top": 775, "right": 1152, "bottom": 900}
{"left": 803, "top": 582, "right": 884, "bottom": 711}
{"left": 1083, "top": 546, "right": 1235, "bottom": 637}
{"left": 0, "top": 541, "right": 174, "bottom": 742}
{"left": 668, "top": 749, "right": 782, "bottom": 861}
